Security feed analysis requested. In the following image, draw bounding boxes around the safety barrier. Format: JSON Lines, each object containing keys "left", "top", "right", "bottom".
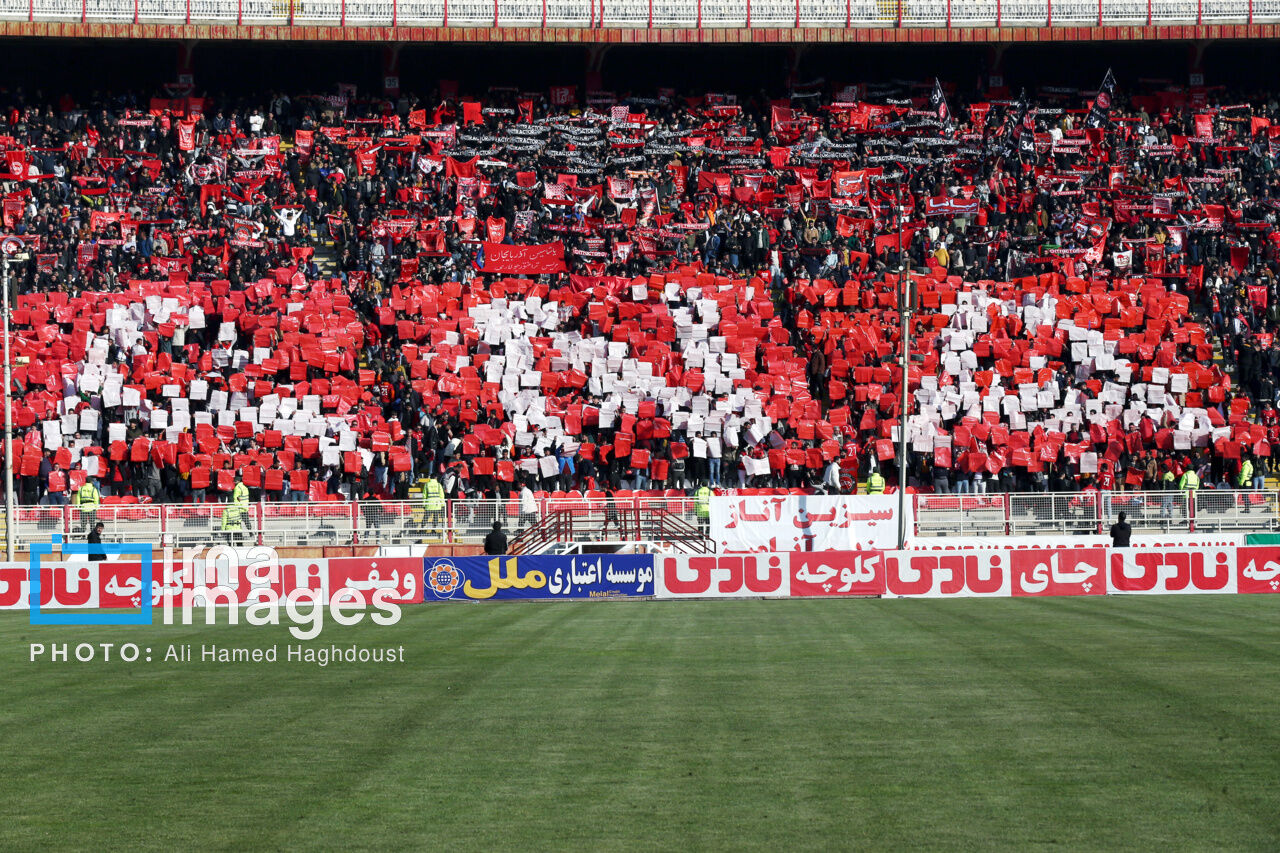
{"left": 509, "top": 500, "right": 712, "bottom": 554}
{"left": 8, "top": 542, "right": 1280, "bottom": 611}
{"left": 1, "top": 494, "right": 707, "bottom": 550}
{"left": 5, "top": 490, "right": 1275, "bottom": 552}
{"left": 0, "top": 0, "right": 1275, "bottom": 27}
{"left": 914, "top": 490, "right": 1280, "bottom": 537}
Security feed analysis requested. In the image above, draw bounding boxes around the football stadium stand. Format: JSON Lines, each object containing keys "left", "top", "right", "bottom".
{"left": 3, "top": 73, "right": 1280, "bottom": 550}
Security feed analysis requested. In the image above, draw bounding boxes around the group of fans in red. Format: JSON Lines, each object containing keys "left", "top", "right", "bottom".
{"left": 3, "top": 71, "right": 1280, "bottom": 510}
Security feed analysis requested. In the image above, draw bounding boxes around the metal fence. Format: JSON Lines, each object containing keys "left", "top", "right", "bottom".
{"left": 0, "top": 0, "right": 1273, "bottom": 26}
{"left": 4, "top": 489, "right": 1275, "bottom": 551}
{"left": 914, "top": 490, "right": 1280, "bottom": 538}
{"left": 0, "top": 495, "right": 707, "bottom": 550}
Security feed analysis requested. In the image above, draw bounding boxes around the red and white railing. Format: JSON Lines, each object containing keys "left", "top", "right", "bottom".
{"left": 2, "top": 495, "right": 703, "bottom": 549}
{"left": 3, "top": 489, "right": 1275, "bottom": 551}
{"left": 1, "top": 0, "right": 1275, "bottom": 27}
{"left": 913, "top": 489, "right": 1280, "bottom": 538}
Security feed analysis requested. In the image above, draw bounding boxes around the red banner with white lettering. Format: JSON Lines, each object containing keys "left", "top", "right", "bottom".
{"left": 479, "top": 241, "right": 567, "bottom": 275}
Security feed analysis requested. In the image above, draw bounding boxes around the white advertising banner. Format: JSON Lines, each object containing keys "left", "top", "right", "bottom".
{"left": 656, "top": 554, "right": 790, "bottom": 599}
{"left": 905, "top": 533, "right": 1246, "bottom": 551}
{"left": 710, "top": 495, "right": 904, "bottom": 553}
{"left": 1107, "top": 547, "right": 1238, "bottom": 595}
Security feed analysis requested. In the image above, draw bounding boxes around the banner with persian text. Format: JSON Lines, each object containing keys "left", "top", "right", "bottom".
{"left": 709, "top": 495, "right": 903, "bottom": 553}
{"left": 423, "top": 554, "right": 654, "bottom": 601}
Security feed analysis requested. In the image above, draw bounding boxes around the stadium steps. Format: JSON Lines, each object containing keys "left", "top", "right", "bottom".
{"left": 313, "top": 243, "right": 340, "bottom": 278}
{"left": 509, "top": 506, "right": 714, "bottom": 555}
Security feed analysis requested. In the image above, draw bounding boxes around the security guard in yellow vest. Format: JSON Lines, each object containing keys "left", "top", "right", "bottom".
{"left": 866, "top": 471, "right": 886, "bottom": 494}
{"left": 695, "top": 485, "right": 713, "bottom": 528}
{"left": 232, "top": 474, "right": 251, "bottom": 512}
{"left": 1178, "top": 467, "right": 1200, "bottom": 491}
{"left": 422, "top": 477, "right": 446, "bottom": 539}
{"left": 1239, "top": 457, "right": 1254, "bottom": 489}
{"left": 225, "top": 473, "right": 252, "bottom": 544}
{"left": 73, "top": 478, "right": 101, "bottom": 531}
{"left": 221, "top": 502, "right": 245, "bottom": 542}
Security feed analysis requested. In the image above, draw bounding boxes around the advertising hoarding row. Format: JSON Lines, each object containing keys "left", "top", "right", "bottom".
{"left": 5, "top": 546, "right": 1279, "bottom": 610}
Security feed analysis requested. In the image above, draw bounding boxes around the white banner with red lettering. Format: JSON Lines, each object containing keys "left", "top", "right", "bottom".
{"left": 654, "top": 546, "right": 1279, "bottom": 600}
{"left": 1107, "top": 547, "right": 1237, "bottom": 594}
{"left": 906, "top": 534, "right": 1246, "bottom": 551}
{"left": 709, "top": 495, "right": 903, "bottom": 553}
{"left": 656, "top": 550, "right": 889, "bottom": 599}
{"left": 655, "top": 553, "right": 791, "bottom": 598}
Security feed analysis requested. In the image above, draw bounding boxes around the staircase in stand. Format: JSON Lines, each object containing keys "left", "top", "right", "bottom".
{"left": 509, "top": 506, "right": 715, "bottom": 555}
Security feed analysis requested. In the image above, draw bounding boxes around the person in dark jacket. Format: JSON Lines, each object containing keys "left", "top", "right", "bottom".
{"left": 484, "top": 521, "right": 508, "bottom": 556}
{"left": 87, "top": 522, "right": 106, "bottom": 563}
{"left": 1110, "top": 512, "right": 1132, "bottom": 547}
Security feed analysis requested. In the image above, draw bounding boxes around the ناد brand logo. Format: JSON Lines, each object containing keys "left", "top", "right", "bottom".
{"left": 28, "top": 536, "right": 402, "bottom": 639}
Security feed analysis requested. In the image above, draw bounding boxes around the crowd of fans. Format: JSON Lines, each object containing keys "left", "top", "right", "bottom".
{"left": 3, "top": 75, "right": 1280, "bottom": 508}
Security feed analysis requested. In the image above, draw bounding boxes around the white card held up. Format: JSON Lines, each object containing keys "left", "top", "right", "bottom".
{"left": 539, "top": 455, "right": 559, "bottom": 478}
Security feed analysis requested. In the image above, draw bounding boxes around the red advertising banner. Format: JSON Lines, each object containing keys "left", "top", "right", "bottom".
{"left": 328, "top": 557, "right": 421, "bottom": 604}
{"left": 790, "top": 551, "right": 885, "bottom": 596}
{"left": 1010, "top": 548, "right": 1107, "bottom": 597}
{"left": 1235, "top": 547, "right": 1280, "bottom": 594}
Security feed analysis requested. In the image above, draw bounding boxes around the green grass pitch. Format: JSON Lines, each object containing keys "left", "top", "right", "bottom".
{"left": 4, "top": 596, "right": 1280, "bottom": 850}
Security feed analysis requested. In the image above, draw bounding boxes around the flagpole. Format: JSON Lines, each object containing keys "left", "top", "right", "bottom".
{"left": 3, "top": 253, "right": 13, "bottom": 562}
{"left": 897, "top": 251, "right": 910, "bottom": 550}
{"left": 896, "top": 179, "right": 912, "bottom": 550}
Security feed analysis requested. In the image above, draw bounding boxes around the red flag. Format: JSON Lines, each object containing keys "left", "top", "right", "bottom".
{"left": 294, "top": 129, "right": 314, "bottom": 155}
{"left": 770, "top": 102, "right": 795, "bottom": 131}
{"left": 355, "top": 147, "right": 379, "bottom": 175}
{"left": 445, "top": 157, "right": 477, "bottom": 179}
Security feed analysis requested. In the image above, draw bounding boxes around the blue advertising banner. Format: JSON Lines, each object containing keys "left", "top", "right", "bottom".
{"left": 423, "top": 555, "right": 654, "bottom": 601}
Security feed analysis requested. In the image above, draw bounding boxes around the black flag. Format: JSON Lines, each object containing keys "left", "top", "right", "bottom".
{"left": 999, "top": 89, "right": 1029, "bottom": 159}
{"left": 1085, "top": 68, "right": 1117, "bottom": 129}
{"left": 929, "top": 78, "right": 954, "bottom": 137}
